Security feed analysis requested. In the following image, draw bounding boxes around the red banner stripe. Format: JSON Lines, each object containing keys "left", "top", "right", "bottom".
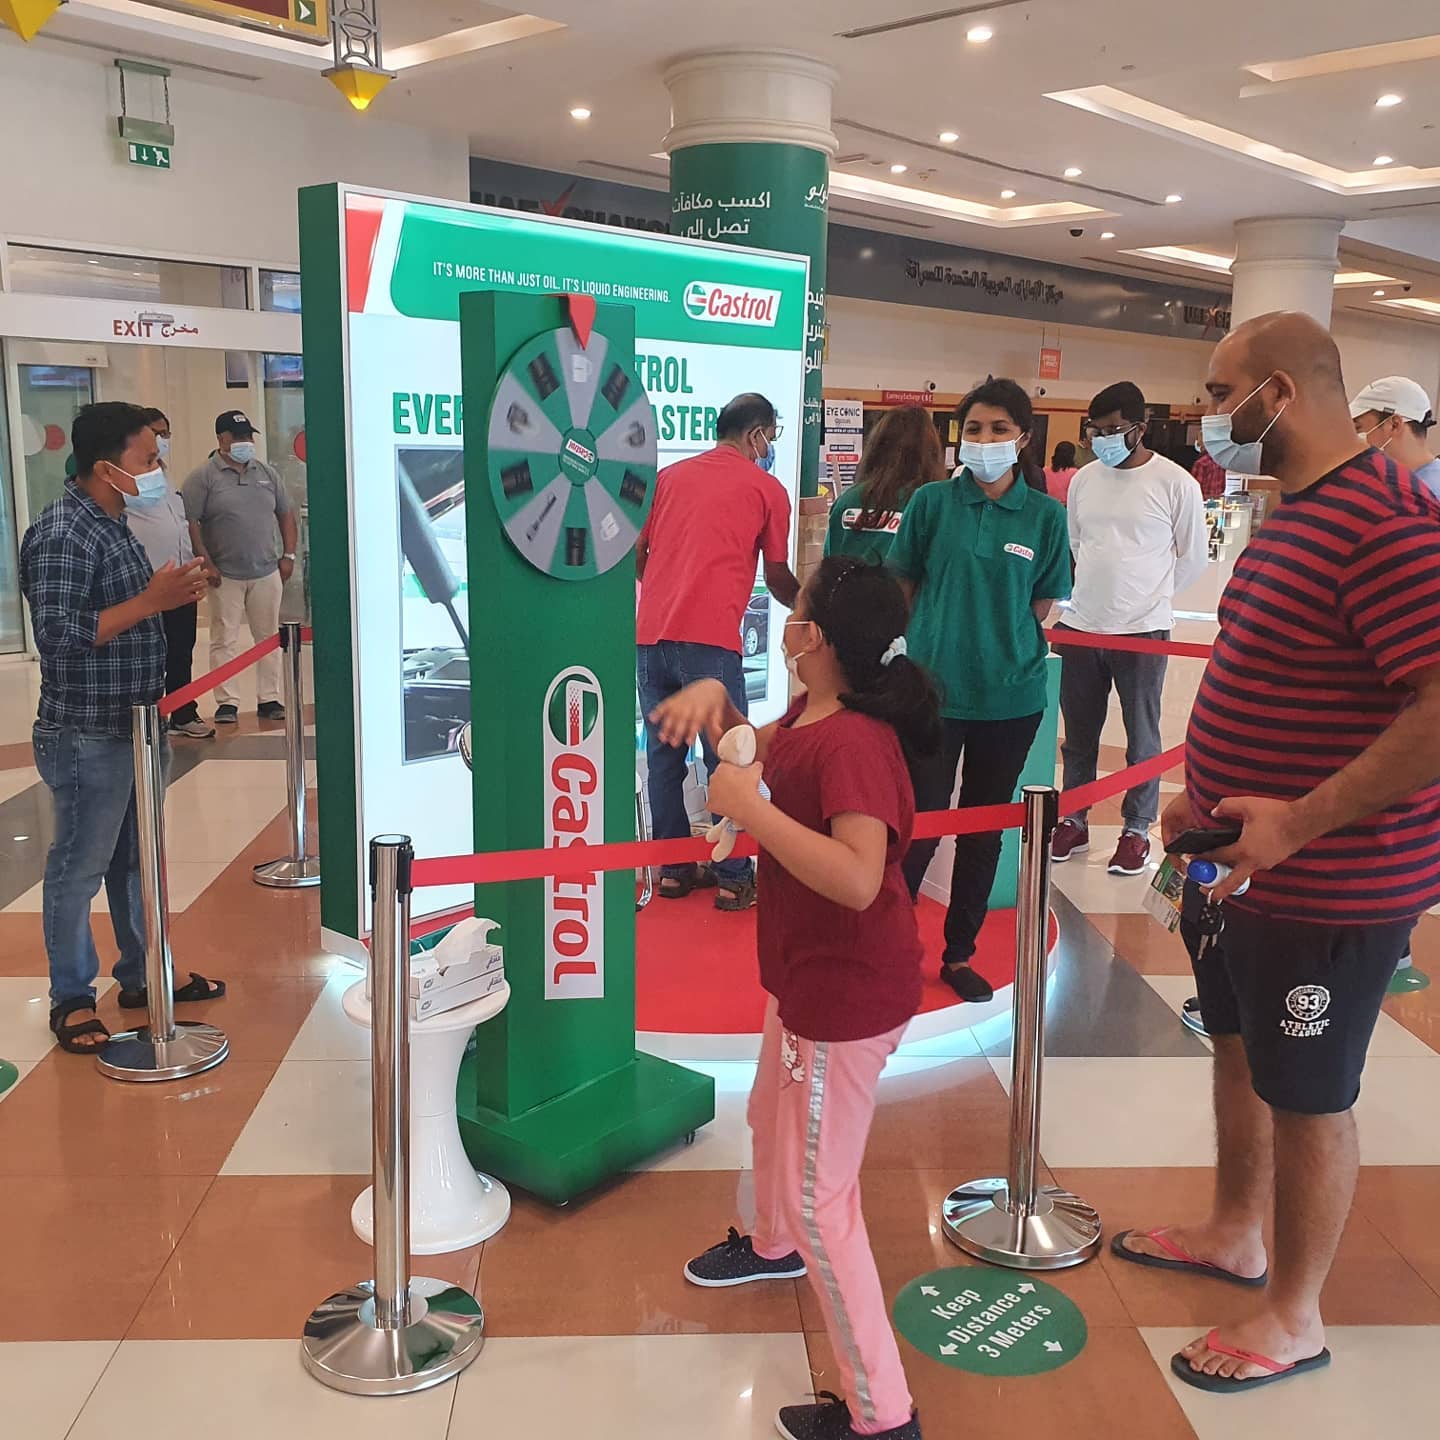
{"left": 157, "top": 633, "right": 282, "bottom": 716}
{"left": 1045, "top": 628, "right": 1214, "bottom": 660}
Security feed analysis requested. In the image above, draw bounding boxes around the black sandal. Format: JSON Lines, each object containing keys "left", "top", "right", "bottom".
{"left": 658, "top": 865, "right": 718, "bottom": 901}
{"left": 49, "top": 999, "right": 112, "bottom": 1055}
{"left": 714, "top": 875, "right": 757, "bottom": 912}
{"left": 118, "top": 971, "right": 226, "bottom": 1010}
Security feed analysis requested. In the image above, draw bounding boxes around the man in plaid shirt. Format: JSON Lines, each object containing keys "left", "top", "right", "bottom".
{"left": 20, "top": 403, "right": 216, "bottom": 1054}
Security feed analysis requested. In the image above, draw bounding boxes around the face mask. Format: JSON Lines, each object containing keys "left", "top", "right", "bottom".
{"left": 782, "top": 619, "right": 814, "bottom": 677}
{"left": 156, "top": 435, "right": 171, "bottom": 462}
{"left": 230, "top": 441, "right": 256, "bottom": 465}
{"left": 960, "top": 438, "right": 1019, "bottom": 484}
{"left": 1359, "top": 419, "right": 1396, "bottom": 453}
{"left": 1091, "top": 430, "right": 1137, "bottom": 469}
{"left": 107, "top": 464, "right": 168, "bottom": 509}
{"left": 1201, "top": 376, "right": 1287, "bottom": 474}
{"left": 754, "top": 435, "right": 776, "bottom": 473}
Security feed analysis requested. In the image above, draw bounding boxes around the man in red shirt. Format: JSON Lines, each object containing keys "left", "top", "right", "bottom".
{"left": 637, "top": 393, "right": 800, "bottom": 909}
{"left": 1115, "top": 313, "right": 1440, "bottom": 1394}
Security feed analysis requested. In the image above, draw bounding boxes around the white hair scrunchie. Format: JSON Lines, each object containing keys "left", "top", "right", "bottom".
{"left": 880, "top": 636, "right": 908, "bottom": 668}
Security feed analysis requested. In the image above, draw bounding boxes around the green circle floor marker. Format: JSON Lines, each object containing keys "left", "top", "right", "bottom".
{"left": 893, "top": 1266, "right": 1087, "bottom": 1377}
{"left": 1388, "top": 966, "right": 1430, "bottom": 995}
{"left": 0, "top": 1060, "right": 18, "bottom": 1098}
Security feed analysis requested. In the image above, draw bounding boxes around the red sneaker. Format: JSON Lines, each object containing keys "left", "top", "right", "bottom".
{"left": 1108, "top": 831, "right": 1152, "bottom": 876}
{"left": 1051, "top": 817, "right": 1090, "bottom": 863}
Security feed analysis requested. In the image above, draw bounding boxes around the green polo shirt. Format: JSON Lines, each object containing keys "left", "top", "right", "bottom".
{"left": 824, "top": 482, "right": 912, "bottom": 564}
{"left": 889, "top": 471, "right": 1070, "bottom": 720}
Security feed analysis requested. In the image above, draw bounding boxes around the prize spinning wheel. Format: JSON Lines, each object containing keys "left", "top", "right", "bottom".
{"left": 487, "top": 327, "right": 658, "bottom": 581}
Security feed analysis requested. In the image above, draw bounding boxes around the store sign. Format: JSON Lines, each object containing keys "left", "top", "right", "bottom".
{"left": 1038, "top": 347, "right": 1062, "bottom": 380}
{"left": 153, "top": 0, "right": 327, "bottom": 41}
{"left": 126, "top": 142, "right": 171, "bottom": 169}
{"left": 544, "top": 668, "right": 605, "bottom": 999}
{"left": 882, "top": 390, "right": 934, "bottom": 406}
{"left": 111, "top": 315, "right": 199, "bottom": 340}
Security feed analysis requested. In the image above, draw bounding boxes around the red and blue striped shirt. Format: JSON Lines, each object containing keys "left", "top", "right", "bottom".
{"left": 1186, "top": 448, "right": 1440, "bottom": 924}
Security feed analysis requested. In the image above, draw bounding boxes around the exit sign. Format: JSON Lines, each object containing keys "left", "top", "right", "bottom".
{"left": 127, "top": 142, "right": 173, "bottom": 169}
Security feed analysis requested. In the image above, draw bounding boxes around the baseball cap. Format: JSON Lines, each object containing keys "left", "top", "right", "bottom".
{"left": 215, "top": 409, "right": 257, "bottom": 437}
{"left": 1349, "top": 376, "right": 1435, "bottom": 425}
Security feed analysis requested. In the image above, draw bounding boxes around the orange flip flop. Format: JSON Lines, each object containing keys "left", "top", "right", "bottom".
{"left": 1171, "top": 1328, "right": 1331, "bottom": 1393}
{"left": 1111, "top": 1227, "right": 1267, "bottom": 1287}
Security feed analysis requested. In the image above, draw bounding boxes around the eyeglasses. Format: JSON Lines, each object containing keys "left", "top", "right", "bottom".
{"left": 1082, "top": 420, "right": 1143, "bottom": 441}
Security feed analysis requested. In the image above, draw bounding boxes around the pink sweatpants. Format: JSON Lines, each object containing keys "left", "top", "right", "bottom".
{"left": 750, "top": 998, "right": 913, "bottom": 1436}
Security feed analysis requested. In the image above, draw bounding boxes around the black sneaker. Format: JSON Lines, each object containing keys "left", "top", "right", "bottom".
{"left": 257, "top": 701, "right": 286, "bottom": 722}
{"left": 214, "top": 704, "right": 239, "bottom": 725}
{"left": 939, "top": 960, "right": 994, "bottom": 1004}
{"left": 776, "top": 1392, "right": 921, "bottom": 1440}
{"left": 684, "top": 1227, "right": 806, "bottom": 1287}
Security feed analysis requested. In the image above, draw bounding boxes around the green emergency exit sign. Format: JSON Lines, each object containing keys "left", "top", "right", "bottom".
{"left": 127, "top": 142, "right": 172, "bottom": 169}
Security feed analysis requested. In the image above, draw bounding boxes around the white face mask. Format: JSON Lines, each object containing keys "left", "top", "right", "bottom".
{"left": 156, "top": 435, "right": 171, "bottom": 462}
{"left": 1358, "top": 418, "right": 1397, "bottom": 453}
{"left": 783, "top": 619, "right": 815, "bottom": 679}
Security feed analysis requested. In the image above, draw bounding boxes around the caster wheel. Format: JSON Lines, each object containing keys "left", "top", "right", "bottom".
{"left": 685, "top": 1131, "right": 697, "bottom": 1145}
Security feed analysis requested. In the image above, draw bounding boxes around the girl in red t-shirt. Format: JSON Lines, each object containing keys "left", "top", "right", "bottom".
{"left": 652, "top": 557, "right": 941, "bottom": 1440}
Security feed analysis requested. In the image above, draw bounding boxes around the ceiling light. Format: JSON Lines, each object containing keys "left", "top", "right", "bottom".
{"left": 1383, "top": 296, "right": 1440, "bottom": 317}
{"left": 967, "top": 25, "right": 993, "bottom": 43}
{"left": 1127, "top": 244, "right": 1233, "bottom": 272}
{"left": 1335, "top": 269, "right": 1400, "bottom": 285}
{"left": 1000, "top": 188, "right": 1017, "bottom": 199}
{"left": 859, "top": 247, "right": 875, "bottom": 260}
{"left": 1373, "top": 155, "right": 1394, "bottom": 166}
{"left": 938, "top": 130, "right": 959, "bottom": 144}
{"left": 1165, "top": 193, "right": 1184, "bottom": 204}
{"left": 890, "top": 163, "right": 908, "bottom": 174}
{"left": 1063, "top": 166, "right": 1083, "bottom": 178}
{"left": 1374, "top": 289, "right": 1386, "bottom": 297}
{"left": 1375, "top": 93, "right": 1403, "bottom": 107}
{"left": 1100, "top": 231, "right": 1116, "bottom": 239}
{"left": 569, "top": 106, "right": 591, "bottom": 120}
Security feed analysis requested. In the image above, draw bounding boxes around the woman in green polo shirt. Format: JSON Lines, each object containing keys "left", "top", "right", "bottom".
{"left": 889, "top": 378, "right": 1070, "bottom": 1002}
{"left": 825, "top": 405, "right": 945, "bottom": 563}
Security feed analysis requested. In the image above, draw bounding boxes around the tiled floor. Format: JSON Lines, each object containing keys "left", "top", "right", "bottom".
{"left": 2, "top": 588, "right": 1438, "bottom": 1438}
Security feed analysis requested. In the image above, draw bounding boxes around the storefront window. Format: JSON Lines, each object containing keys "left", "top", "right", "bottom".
{"left": 18, "top": 363, "right": 93, "bottom": 523}
{"left": 5, "top": 245, "right": 250, "bottom": 309}
{"left": 0, "top": 368, "right": 23, "bottom": 652}
{"left": 260, "top": 270, "right": 302, "bottom": 313}
{"left": 264, "top": 353, "right": 308, "bottom": 622}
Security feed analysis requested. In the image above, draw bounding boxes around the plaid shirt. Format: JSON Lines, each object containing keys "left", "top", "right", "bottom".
{"left": 20, "top": 480, "right": 164, "bottom": 737}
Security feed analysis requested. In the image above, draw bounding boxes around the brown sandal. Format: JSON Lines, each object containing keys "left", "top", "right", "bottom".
{"left": 714, "top": 875, "right": 757, "bottom": 912}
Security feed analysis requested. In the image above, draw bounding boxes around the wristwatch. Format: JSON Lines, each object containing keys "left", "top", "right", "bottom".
{"left": 282, "top": 552, "right": 297, "bottom": 561}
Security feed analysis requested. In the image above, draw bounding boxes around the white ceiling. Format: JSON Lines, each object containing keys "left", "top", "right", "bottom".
{"left": 28, "top": 1, "right": 1440, "bottom": 315}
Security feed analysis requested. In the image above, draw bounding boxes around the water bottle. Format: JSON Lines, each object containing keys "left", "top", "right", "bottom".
{"left": 1188, "top": 858, "right": 1249, "bottom": 897}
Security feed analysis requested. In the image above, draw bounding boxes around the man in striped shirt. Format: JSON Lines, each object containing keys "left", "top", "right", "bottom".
{"left": 1114, "top": 313, "right": 1440, "bottom": 1394}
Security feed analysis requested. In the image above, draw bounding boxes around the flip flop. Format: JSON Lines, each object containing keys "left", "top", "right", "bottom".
{"left": 1111, "top": 1227, "right": 1268, "bottom": 1287}
{"left": 1170, "top": 1328, "right": 1331, "bottom": 1393}
{"left": 118, "top": 972, "right": 227, "bottom": 1010}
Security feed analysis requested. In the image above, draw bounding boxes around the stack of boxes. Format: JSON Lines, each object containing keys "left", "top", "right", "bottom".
{"left": 370, "top": 917, "right": 506, "bottom": 1020}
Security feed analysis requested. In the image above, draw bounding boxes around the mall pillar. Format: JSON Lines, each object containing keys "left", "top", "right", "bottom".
{"left": 663, "top": 49, "right": 836, "bottom": 498}
{"left": 1229, "top": 218, "right": 1342, "bottom": 328}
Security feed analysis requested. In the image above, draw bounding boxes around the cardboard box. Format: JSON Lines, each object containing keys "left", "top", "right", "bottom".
{"left": 413, "top": 968, "right": 508, "bottom": 1020}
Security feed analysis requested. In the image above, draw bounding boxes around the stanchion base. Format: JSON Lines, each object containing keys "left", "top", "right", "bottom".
{"left": 942, "top": 1177, "right": 1101, "bottom": 1270}
{"left": 96, "top": 1021, "right": 228, "bottom": 1082}
{"left": 300, "top": 1277, "right": 484, "bottom": 1396}
{"left": 253, "top": 856, "right": 322, "bottom": 889}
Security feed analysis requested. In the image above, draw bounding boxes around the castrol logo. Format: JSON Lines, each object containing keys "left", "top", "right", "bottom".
{"left": 543, "top": 667, "right": 605, "bottom": 999}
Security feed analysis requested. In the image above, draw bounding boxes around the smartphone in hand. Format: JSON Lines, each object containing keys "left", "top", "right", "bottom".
{"left": 1164, "top": 823, "right": 1242, "bottom": 857}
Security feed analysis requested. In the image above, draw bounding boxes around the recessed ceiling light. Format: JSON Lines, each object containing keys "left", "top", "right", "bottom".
{"left": 1165, "top": 193, "right": 1184, "bottom": 204}
{"left": 859, "top": 247, "right": 875, "bottom": 260}
{"left": 890, "top": 163, "right": 908, "bottom": 174}
{"left": 1374, "top": 289, "right": 1386, "bottom": 297}
{"left": 967, "top": 25, "right": 993, "bottom": 43}
{"left": 1100, "top": 231, "right": 1116, "bottom": 240}
{"left": 569, "top": 106, "right": 591, "bottom": 120}
{"left": 1063, "top": 166, "right": 1083, "bottom": 179}
{"left": 1375, "top": 93, "right": 1403, "bottom": 108}
{"left": 1000, "top": 188, "right": 1017, "bottom": 199}
{"left": 1373, "top": 154, "right": 1394, "bottom": 166}
{"left": 13, "top": 834, "right": 28, "bottom": 842}
{"left": 938, "top": 130, "right": 959, "bottom": 144}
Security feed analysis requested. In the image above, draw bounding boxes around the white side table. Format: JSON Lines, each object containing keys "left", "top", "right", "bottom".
{"left": 343, "top": 979, "right": 512, "bottom": 1254}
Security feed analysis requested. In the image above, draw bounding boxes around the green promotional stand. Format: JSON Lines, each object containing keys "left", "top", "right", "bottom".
{"left": 453, "top": 290, "right": 714, "bottom": 1202}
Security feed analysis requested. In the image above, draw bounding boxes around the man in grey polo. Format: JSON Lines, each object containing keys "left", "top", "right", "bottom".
{"left": 183, "top": 410, "right": 298, "bottom": 723}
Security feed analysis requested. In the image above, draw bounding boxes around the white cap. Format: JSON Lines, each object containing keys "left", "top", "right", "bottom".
{"left": 1349, "top": 375, "right": 1435, "bottom": 424}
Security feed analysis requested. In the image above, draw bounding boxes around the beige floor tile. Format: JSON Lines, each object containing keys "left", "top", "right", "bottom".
{"left": 0, "top": 1340, "right": 118, "bottom": 1439}
{"left": 221, "top": 1059, "right": 371, "bottom": 1176}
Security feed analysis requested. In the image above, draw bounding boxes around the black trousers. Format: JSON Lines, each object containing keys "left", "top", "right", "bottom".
{"left": 163, "top": 602, "right": 199, "bottom": 725}
{"left": 902, "top": 712, "right": 1044, "bottom": 963}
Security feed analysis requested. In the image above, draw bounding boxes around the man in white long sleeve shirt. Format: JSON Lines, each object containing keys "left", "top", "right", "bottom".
{"left": 1051, "top": 381, "right": 1208, "bottom": 876}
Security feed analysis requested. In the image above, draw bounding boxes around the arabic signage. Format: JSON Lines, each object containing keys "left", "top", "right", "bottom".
{"left": 892, "top": 1266, "right": 1087, "bottom": 1378}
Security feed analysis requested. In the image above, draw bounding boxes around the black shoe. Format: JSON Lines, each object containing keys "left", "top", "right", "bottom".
{"left": 214, "top": 704, "right": 239, "bottom": 725}
{"left": 684, "top": 1227, "right": 806, "bottom": 1287}
{"left": 939, "top": 960, "right": 994, "bottom": 1004}
{"left": 257, "top": 701, "right": 285, "bottom": 721}
{"left": 776, "top": 1392, "right": 921, "bottom": 1440}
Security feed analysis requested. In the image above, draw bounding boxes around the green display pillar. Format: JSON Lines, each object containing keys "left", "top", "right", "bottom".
{"left": 989, "top": 657, "right": 1061, "bottom": 909}
{"left": 663, "top": 50, "right": 836, "bottom": 498}
{"left": 454, "top": 290, "right": 713, "bottom": 1203}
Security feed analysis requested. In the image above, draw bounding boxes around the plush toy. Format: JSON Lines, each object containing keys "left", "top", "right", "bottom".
{"left": 707, "top": 724, "right": 757, "bottom": 861}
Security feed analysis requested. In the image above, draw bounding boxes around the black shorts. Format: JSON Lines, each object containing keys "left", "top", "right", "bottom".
{"left": 1181, "top": 882, "right": 1410, "bottom": 1115}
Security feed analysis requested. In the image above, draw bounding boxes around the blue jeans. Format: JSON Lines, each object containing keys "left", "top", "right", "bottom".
{"left": 32, "top": 723, "right": 167, "bottom": 1009}
{"left": 637, "top": 641, "right": 752, "bottom": 885}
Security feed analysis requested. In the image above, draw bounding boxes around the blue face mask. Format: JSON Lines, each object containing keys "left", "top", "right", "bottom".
{"left": 230, "top": 441, "right": 257, "bottom": 465}
{"left": 108, "top": 464, "right": 168, "bottom": 509}
{"left": 755, "top": 437, "right": 776, "bottom": 473}
{"left": 960, "top": 438, "right": 1019, "bottom": 484}
{"left": 1201, "top": 375, "right": 1286, "bottom": 475}
{"left": 1091, "top": 430, "right": 1137, "bottom": 469}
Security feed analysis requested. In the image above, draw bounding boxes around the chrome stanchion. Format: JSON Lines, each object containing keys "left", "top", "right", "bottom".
{"left": 301, "top": 835, "right": 485, "bottom": 1395}
{"left": 254, "top": 623, "right": 320, "bottom": 888}
{"left": 98, "top": 705, "right": 229, "bottom": 1082}
{"left": 941, "top": 786, "right": 1101, "bottom": 1269}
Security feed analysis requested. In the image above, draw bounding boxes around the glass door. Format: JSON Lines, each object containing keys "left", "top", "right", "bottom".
{"left": 18, "top": 363, "right": 95, "bottom": 521}
{"left": 0, "top": 367, "right": 22, "bottom": 652}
